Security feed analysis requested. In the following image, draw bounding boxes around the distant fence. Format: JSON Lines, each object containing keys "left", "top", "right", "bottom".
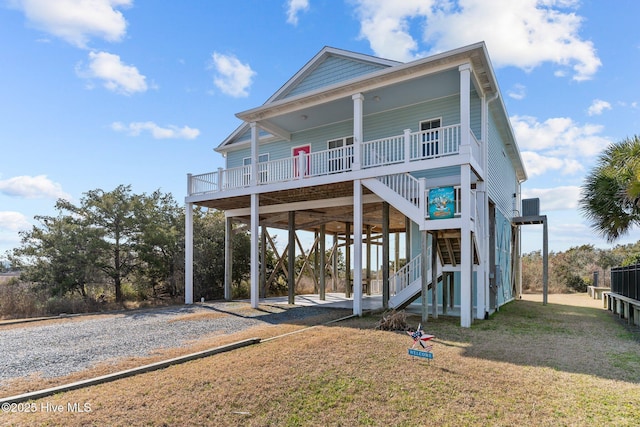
{"left": 611, "top": 264, "right": 640, "bottom": 301}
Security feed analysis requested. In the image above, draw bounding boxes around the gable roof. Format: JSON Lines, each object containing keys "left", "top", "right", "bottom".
{"left": 269, "top": 47, "right": 400, "bottom": 102}
{"left": 217, "top": 47, "right": 399, "bottom": 151}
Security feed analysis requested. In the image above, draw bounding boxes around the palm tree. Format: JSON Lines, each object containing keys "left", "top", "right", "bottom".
{"left": 580, "top": 135, "right": 640, "bottom": 242}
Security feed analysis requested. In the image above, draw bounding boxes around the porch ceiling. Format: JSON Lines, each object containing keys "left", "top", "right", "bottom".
{"left": 194, "top": 182, "right": 409, "bottom": 234}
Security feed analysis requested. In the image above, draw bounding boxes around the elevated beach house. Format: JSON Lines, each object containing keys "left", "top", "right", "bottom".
{"left": 185, "top": 42, "right": 527, "bottom": 327}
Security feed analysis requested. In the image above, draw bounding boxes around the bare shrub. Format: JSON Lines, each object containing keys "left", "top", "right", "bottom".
{"left": 375, "top": 309, "right": 408, "bottom": 331}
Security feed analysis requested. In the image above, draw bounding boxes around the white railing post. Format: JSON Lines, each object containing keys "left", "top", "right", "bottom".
{"left": 217, "top": 167, "right": 224, "bottom": 190}
{"left": 419, "top": 178, "right": 427, "bottom": 218}
{"left": 404, "top": 128, "right": 411, "bottom": 163}
{"left": 187, "top": 173, "right": 193, "bottom": 196}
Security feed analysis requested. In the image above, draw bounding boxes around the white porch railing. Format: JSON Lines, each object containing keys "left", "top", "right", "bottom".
{"left": 188, "top": 124, "right": 473, "bottom": 195}
{"left": 409, "top": 125, "right": 461, "bottom": 160}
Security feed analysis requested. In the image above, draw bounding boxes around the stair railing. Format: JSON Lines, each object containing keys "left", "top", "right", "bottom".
{"left": 390, "top": 248, "right": 432, "bottom": 296}
{"left": 376, "top": 173, "right": 425, "bottom": 210}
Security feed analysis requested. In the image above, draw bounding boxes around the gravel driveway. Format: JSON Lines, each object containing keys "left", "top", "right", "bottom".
{"left": 0, "top": 302, "right": 338, "bottom": 387}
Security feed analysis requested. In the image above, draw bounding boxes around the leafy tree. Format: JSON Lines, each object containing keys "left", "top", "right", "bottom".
{"left": 580, "top": 135, "right": 640, "bottom": 242}
{"left": 192, "top": 208, "right": 250, "bottom": 300}
{"left": 10, "top": 211, "right": 104, "bottom": 297}
{"left": 135, "top": 190, "right": 184, "bottom": 298}
{"left": 58, "top": 185, "right": 143, "bottom": 302}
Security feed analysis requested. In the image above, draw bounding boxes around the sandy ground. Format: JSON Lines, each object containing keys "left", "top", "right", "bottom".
{"left": 521, "top": 292, "right": 605, "bottom": 309}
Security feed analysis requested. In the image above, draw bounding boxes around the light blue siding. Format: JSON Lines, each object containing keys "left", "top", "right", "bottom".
{"left": 487, "top": 111, "right": 518, "bottom": 220}
{"left": 282, "top": 56, "right": 389, "bottom": 99}
{"left": 228, "top": 94, "right": 470, "bottom": 173}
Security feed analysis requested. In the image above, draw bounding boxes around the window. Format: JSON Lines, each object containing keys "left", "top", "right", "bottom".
{"left": 328, "top": 136, "right": 354, "bottom": 172}
{"left": 243, "top": 154, "right": 269, "bottom": 184}
{"left": 420, "top": 118, "right": 441, "bottom": 157}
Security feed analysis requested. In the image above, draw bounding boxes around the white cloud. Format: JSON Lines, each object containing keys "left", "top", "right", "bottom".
{"left": 508, "top": 84, "right": 526, "bottom": 100}
{"left": 0, "top": 211, "right": 31, "bottom": 232}
{"left": 352, "top": 0, "right": 601, "bottom": 80}
{"left": 0, "top": 175, "right": 71, "bottom": 200}
{"left": 286, "top": 0, "right": 310, "bottom": 25}
{"left": 522, "top": 186, "right": 581, "bottom": 211}
{"left": 112, "top": 121, "right": 200, "bottom": 139}
{"left": 587, "top": 99, "right": 612, "bottom": 116}
{"left": 210, "top": 52, "right": 256, "bottom": 98}
{"left": 9, "top": 0, "right": 131, "bottom": 48}
{"left": 511, "top": 115, "right": 610, "bottom": 157}
{"left": 521, "top": 151, "right": 583, "bottom": 177}
{"left": 511, "top": 114, "right": 612, "bottom": 178}
{"left": 77, "top": 51, "right": 148, "bottom": 95}
{"left": 353, "top": 0, "right": 433, "bottom": 62}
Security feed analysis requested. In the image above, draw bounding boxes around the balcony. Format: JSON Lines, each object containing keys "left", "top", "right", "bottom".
{"left": 188, "top": 124, "right": 481, "bottom": 197}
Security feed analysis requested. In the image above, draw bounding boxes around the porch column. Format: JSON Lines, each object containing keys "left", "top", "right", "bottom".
{"left": 250, "top": 194, "right": 259, "bottom": 308}
{"left": 382, "top": 202, "right": 390, "bottom": 309}
{"left": 288, "top": 211, "right": 296, "bottom": 305}
{"left": 353, "top": 179, "right": 363, "bottom": 316}
{"left": 224, "top": 216, "right": 233, "bottom": 301}
{"left": 405, "top": 217, "right": 411, "bottom": 263}
{"left": 459, "top": 64, "right": 471, "bottom": 149}
{"left": 352, "top": 93, "right": 364, "bottom": 171}
{"left": 460, "top": 164, "right": 473, "bottom": 327}
{"left": 250, "top": 122, "right": 259, "bottom": 185}
{"left": 319, "top": 224, "right": 326, "bottom": 300}
{"left": 185, "top": 202, "right": 193, "bottom": 304}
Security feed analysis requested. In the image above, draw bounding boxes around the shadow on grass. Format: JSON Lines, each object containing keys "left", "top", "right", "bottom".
{"left": 365, "top": 299, "right": 640, "bottom": 384}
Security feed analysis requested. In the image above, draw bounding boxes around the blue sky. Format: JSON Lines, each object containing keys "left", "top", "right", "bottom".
{"left": 1, "top": 0, "right": 639, "bottom": 258}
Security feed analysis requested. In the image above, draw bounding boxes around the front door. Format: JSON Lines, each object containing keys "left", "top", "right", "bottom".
{"left": 292, "top": 145, "right": 311, "bottom": 177}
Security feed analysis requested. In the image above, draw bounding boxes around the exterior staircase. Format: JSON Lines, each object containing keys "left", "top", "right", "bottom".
{"left": 363, "top": 172, "right": 475, "bottom": 308}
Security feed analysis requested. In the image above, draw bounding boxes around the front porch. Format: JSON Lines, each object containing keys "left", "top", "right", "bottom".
{"left": 187, "top": 124, "right": 482, "bottom": 198}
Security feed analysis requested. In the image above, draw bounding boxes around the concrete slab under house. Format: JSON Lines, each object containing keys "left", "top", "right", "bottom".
{"left": 184, "top": 42, "right": 528, "bottom": 327}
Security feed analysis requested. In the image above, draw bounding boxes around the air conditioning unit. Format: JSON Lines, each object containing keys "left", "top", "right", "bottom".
{"left": 522, "top": 198, "right": 540, "bottom": 216}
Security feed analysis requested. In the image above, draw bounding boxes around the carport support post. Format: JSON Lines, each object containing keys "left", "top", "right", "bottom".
{"left": 421, "top": 231, "right": 429, "bottom": 323}
{"left": 250, "top": 194, "right": 259, "bottom": 308}
{"left": 333, "top": 233, "right": 338, "bottom": 292}
{"left": 224, "top": 216, "right": 233, "bottom": 301}
{"left": 345, "top": 222, "right": 351, "bottom": 298}
{"left": 288, "top": 211, "right": 296, "bottom": 305}
{"left": 431, "top": 232, "right": 439, "bottom": 319}
{"left": 320, "top": 224, "right": 326, "bottom": 300}
{"left": 353, "top": 179, "right": 363, "bottom": 316}
{"left": 185, "top": 202, "right": 193, "bottom": 305}
{"left": 543, "top": 217, "right": 548, "bottom": 305}
{"left": 366, "top": 225, "right": 372, "bottom": 296}
{"left": 382, "top": 202, "right": 390, "bottom": 309}
{"left": 260, "top": 225, "right": 267, "bottom": 298}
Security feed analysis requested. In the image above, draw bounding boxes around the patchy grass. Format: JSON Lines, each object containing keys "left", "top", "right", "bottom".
{"left": 2, "top": 294, "right": 640, "bottom": 426}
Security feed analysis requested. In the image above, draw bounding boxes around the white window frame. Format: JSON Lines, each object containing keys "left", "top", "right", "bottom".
{"left": 327, "top": 136, "right": 354, "bottom": 172}
{"left": 419, "top": 117, "right": 442, "bottom": 157}
{"left": 243, "top": 154, "right": 269, "bottom": 184}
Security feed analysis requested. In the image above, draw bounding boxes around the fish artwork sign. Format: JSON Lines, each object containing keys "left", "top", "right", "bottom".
{"left": 428, "top": 186, "right": 455, "bottom": 219}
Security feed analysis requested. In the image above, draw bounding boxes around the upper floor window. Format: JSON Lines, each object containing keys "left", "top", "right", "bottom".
{"left": 327, "top": 136, "right": 354, "bottom": 172}
{"left": 328, "top": 136, "right": 354, "bottom": 149}
{"left": 420, "top": 118, "right": 441, "bottom": 157}
{"left": 243, "top": 154, "right": 270, "bottom": 184}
